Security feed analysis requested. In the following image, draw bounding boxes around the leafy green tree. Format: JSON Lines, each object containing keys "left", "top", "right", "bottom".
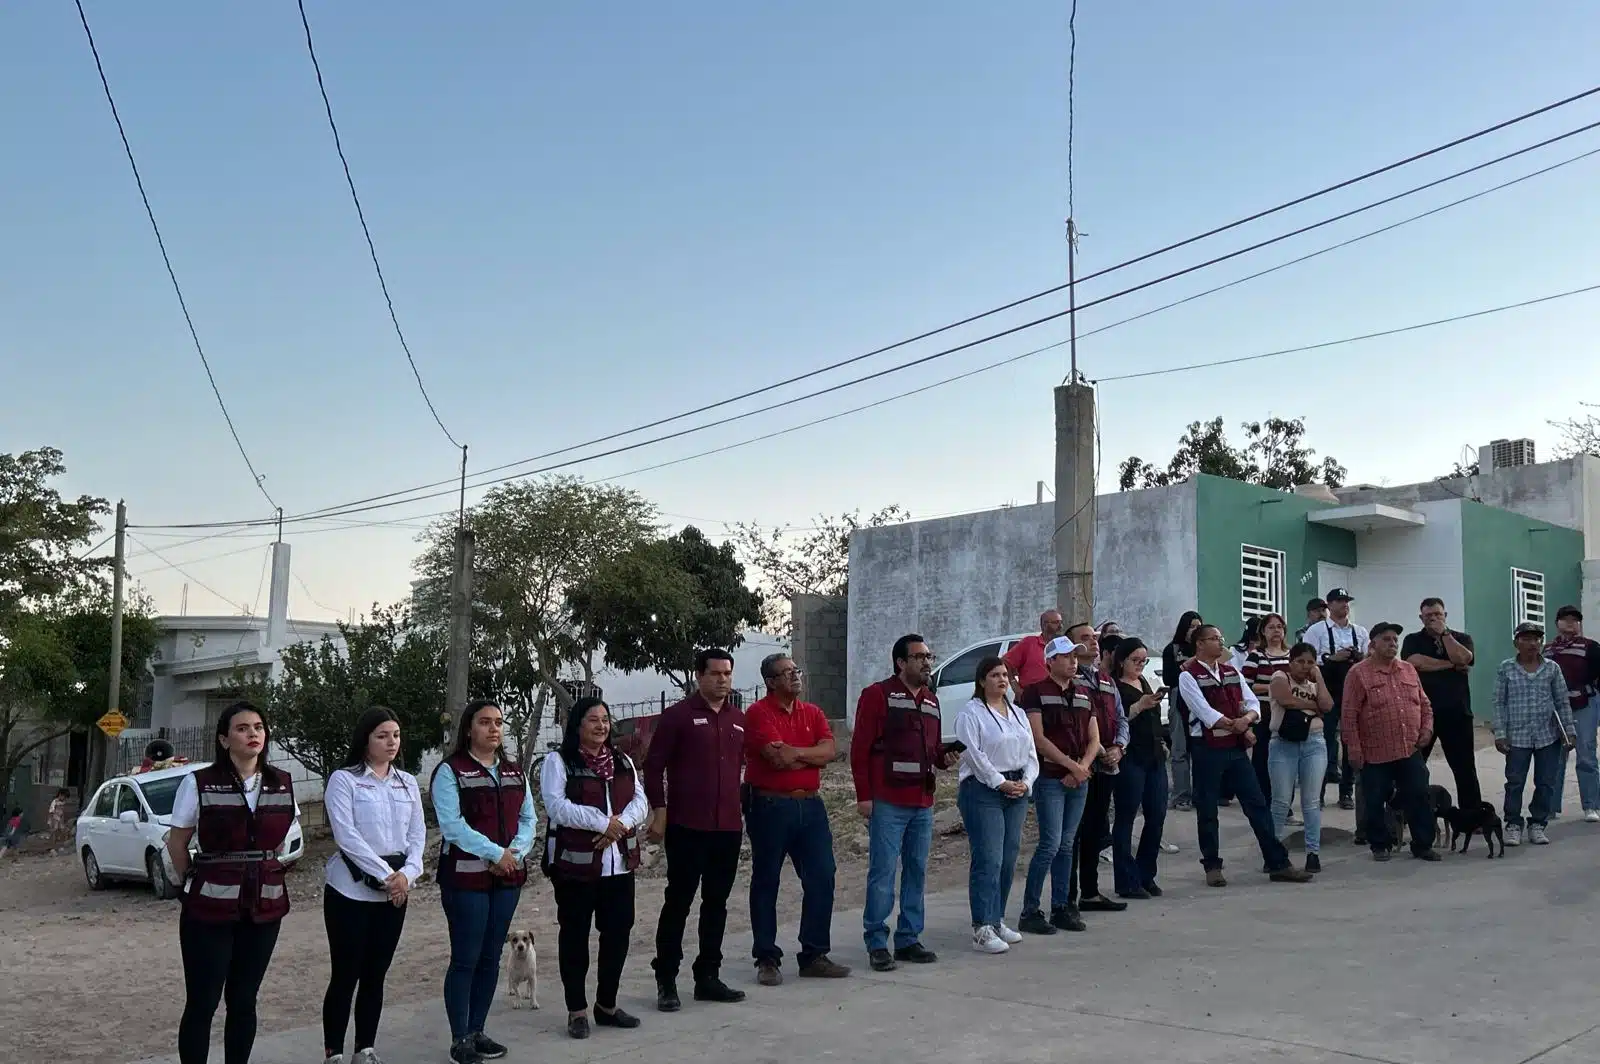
{"left": 1119, "top": 416, "right": 1345, "bottom": 491}
{"left": 569, "top": 526, "right": 764, "bottom": 691}
{"left": 0, "top": 447, "right": 111, "bottom": 623}
{"left": 228, "top": 604, "right": 446, "bottom": 780}
{"left": 413, "top": 476, "right": 656, "bottom": 761}
{"left": 728, "top": 505, "right": 906, "bottom": 633}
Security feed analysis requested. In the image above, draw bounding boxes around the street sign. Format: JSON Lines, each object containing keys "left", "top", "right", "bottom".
{"left": 97, "top": 710, "right": 130, "bottom": 739}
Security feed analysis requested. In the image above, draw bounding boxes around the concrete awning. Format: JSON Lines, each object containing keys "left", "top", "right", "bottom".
{"left": 1306, "top": 503, "right": 1426, "bottom": 531}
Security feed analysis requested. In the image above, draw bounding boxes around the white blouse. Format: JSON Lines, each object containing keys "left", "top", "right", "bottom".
{"left": 323, "top": 764, "right": 428, "bottom": 902}
{"left": 954, "top": 696, "right": 1040, "bottom": 793}
{"left": 540, "top": 752, "right": 651, "bottom": 877}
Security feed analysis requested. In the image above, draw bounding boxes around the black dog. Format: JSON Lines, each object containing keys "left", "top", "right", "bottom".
{"left": 1446, "top": 800, "right": 1504, "bottom": 857}
{"left": 1427, "top": 784, "right": 1455, "bottom": 841}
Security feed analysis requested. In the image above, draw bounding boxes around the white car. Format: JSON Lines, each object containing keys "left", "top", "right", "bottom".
{"left": 932, "top": 633, "right": 1168, "bottom": 740}
{"left": 75, "top": 763, "right": 305, "bottom": 899}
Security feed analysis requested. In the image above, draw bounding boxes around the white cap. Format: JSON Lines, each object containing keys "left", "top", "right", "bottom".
{"left": 1045, "top": 636, "right": 1080, "bottom": 659}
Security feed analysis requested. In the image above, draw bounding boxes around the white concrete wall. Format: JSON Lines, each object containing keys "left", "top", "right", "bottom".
{"left": 846, "top": 484, "right": 1197, "bottom": 723}
{"left": 1340, "top": 500, "right": 1466, "bottom": 634}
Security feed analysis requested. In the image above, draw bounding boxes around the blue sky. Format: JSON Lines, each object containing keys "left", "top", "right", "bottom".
{"left": 4, "top": 1, "right": 1599, "bottom": 621}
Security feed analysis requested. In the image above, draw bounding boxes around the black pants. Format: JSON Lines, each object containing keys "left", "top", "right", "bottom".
{"left": 554, "top": 872, "right": 635, "bottom": 1012}
{"left": 1068, "top": 773, "right": 1114, "bottom": 905}
{"left": 1421, "top": 709, "right": 1482, "bottom": 810}
{"left": 652, "top": 825, "right": 740, "bottom": 984}
{"left": 1323, "top": 673, "right": 1355, "bottom": 801}
{"left": 178, "top": 914, "right": 281, "bottom": 1064}
{"left": 322, "top": 886, "right": 407, "bottom": 1055}
{"left": 1252, "top": 720, "right": 1273, "bottom": 803}
{"left": 1359, "top": 755, "right": 1436, "bottom": 854}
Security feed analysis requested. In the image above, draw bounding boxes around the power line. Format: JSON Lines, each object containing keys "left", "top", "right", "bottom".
{"left": 605, "top": 279, "right": 1600, "bottom": 485}
{"left": 126, "top": 534, "right": 241, "bottom": 609}
{"left": 292, "top": 572, "right": 343, "bottom": 617}
{"left": 236, "top": 87, "right": 1600, "bottom": 524}
{"left": 133, "top": 114, "right": 1600, "bottom": 534}
{"left": 74, "top": 0, "right": 278, "bottom": 511}
{"left": 294, "top": 0, "right": 461, "bottom": 449}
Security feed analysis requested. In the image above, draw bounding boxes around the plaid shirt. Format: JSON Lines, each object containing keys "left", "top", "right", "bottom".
{"left": 1492, "top": 657, "right": 1574, "bottom": 749}
{"left": 1342, "top": 656, "right": 1432, "bottom": 765}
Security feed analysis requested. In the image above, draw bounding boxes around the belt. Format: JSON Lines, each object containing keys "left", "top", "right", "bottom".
{"left": 754, "top": 788, "right": 819, "bottom": 800}
{"left": 194, "top": 850, "right": 277, "bottom": 862}
{"left": 1000, "top": 769, "right": 1026, "bottom": 782}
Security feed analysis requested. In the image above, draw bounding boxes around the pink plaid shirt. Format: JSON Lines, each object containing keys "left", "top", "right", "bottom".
{"left": 1342, "top": 656, "right": 1433, "bottom": 765}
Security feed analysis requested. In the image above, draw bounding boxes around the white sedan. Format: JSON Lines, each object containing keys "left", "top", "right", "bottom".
{"left": 75, "top": 763, "right": 305, "bottom": 899}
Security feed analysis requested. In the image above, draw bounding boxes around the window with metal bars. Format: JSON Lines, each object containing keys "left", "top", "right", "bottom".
{"left": 1512, "top": 567, "right": 1546, "bottom": 627}
{"left": 1240, "top": 544, "right": 1286, "bottom": 620}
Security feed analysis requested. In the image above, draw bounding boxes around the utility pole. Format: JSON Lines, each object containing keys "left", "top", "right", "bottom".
{"left": 445, "top": 527, "right": 475, "bottom": 727}
{"left": 1054, "top": 217, "right": 1095, "bottom": 624}
{"left": 90, "top": 500, "right": 127, "bottom": 792}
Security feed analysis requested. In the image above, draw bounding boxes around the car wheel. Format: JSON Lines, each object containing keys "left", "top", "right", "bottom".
{"left": 148, "top": 849, "right": 179, "bottom": 900}
{"left": 83, "top": 847, "right": 106, "bottom": 891}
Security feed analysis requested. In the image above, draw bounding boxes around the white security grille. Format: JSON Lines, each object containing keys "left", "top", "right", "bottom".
{"left": 1512, "top": 568, "right": 1546, "bottom": 627}
{"left": 1241, "top": 544, "right": 1286, "bottom": 620}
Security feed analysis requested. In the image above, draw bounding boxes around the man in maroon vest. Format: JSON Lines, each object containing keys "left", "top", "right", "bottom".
{"left": 1066, "top": 624, "right": 1128, "bottom": 915}
{"left": 1546, "top": 605, "right": 1600, "bottom": 821}
{"left": 644, "top": 648, "right": 748, "bottom": 1011}
{"left": 1176, "top": 625, "right": 1312, "bottom": 887}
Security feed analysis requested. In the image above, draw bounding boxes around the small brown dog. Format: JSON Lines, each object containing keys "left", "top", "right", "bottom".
{"left": 504, "top": 928, "right": 540, "bottom": 1009}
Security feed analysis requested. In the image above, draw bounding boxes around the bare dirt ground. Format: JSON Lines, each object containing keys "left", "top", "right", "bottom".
{"left": 0, "top": 757, "right": 978, "bottom": 1064}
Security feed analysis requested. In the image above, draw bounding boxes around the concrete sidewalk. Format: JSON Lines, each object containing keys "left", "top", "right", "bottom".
{"left": 134, "top": 745, "right": 1600, "bottom": 1064}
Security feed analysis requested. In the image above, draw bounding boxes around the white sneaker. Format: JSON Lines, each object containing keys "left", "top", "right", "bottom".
{"left": 325, "top": 1057, "right": 345, "bottom": 1064}
{"left": 1529, "top": 823, "right": 1551, "bottom": 845}
{"left": 1584, "top": 810, "right": 1600, "bottom": 823}
{"left": 972, "top": 926, "right": 1010, "bottom": 954}
{"left": 1160, "top": 841, "right": 1179, "bottom": 854}
{"left": 1504, "top": 823, "right": 1523, "bottom": 846}
{"left": 354, "top": 1051, "right": 384, "bottom": 1064}
{"left": 995, "top": 922, "right": 1023, "bottom": 945}
{"left": 1098, "top": 849, "right": 1112, "bottom": 864}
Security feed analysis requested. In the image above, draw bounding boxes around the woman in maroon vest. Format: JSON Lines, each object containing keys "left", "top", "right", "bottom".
{"left": 540, "top": 697, "right": 649, "bottom": 1039}
{"left": 165, "top": 701, "right": 299, "bottom": 1064}
{"left": 431, "top": 701, "right": 536, "bottom": 1064}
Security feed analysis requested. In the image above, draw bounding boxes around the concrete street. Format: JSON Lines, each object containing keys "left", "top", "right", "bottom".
{"left": 132, "top": 744, "right": 1600, "bottom": 1064}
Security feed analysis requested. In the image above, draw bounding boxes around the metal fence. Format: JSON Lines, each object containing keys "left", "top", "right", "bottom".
{"left": 108, "top": 726, "right": 213, "bottom": 777}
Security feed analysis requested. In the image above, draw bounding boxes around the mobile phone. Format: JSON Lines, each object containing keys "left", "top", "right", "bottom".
{"left": 940, "top": 740, "right": 967, "bottom": 756}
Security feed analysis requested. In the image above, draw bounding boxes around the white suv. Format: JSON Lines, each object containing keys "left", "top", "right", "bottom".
{"left": 75, "top": 763, "right": 305, "bottom": 899}
{"left": 932, "top": 633, "right": 1168, "bottom": 740}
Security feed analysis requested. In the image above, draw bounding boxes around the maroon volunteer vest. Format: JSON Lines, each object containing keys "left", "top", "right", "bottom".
{"left": 1183, "top": 658, "right": 1251, "bottom": 750}
{"left": 873, "top": 679, "right": 942, "bottom": 792}
{"left": 545, "top": 754, "right": 641, "bottom": 880}
{"left": 436, "top": 753, "right": 528, "bottom": 891}
{"left": 182, "top": 764, "right": 295, "bottom": 924}
{"left": 1545, "top": 637, "right": 1598, "bottom": 708}
{"left": 1026, "top": 678, "right": 1090, "bottom": 779}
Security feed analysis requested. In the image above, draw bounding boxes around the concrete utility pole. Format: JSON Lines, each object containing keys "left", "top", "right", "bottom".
{"left": 445, "top": 527, "right": 475, "bottom": 728}
{"left": 1054, "top": 384, "right": 1095, "bottom": 625}
{"left": 90, "top": 500, "right": 127, "bottom": 792}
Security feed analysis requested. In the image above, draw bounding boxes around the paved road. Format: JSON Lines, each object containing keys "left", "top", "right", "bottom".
{"left": 133, "top": 745, "right": 1599, "bottom": 1064}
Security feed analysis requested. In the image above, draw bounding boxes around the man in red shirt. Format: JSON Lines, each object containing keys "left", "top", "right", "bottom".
{"left": 743, "top": 653, "right": 850, "bottom": 986}
{"left": 644, "top": 648, "right": 747, "bottom": 1011}
{"left": 1006, "top": 609, "right": 1064, "bottom": 695}
{"left": 1344, "top": 622, "right": 1441, "bottom": 862}
{"left": 851, "top": 634, "right": 958, "bottom": 972}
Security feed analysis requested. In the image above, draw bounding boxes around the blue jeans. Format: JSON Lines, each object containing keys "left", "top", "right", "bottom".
{"left": 957, "top": 777, "right": 1027, "bottom": 929}
{"left": 1168, "top": 693, "right": 1192, "bottom": 804}
{"left": 1505, "top": 742, "right": 1564, "bottom": 828}
{"left": 1112, "top": 759, "right": 1168, "bottom": 894}
{"left": 747, "top": 794, "right": 836, "bottom": 967}
{"left": 1572, "top": 703, "right": 1599, "bottom": 812}
{"left": 1023, "top": 776, "right": 1088, "bottom": 913}
{"left": 1268, "top": 735, "right": 1328, "bottom": 854}
{"left": 1192, "top": 743, "right": 1290, "bottom": 872}
{"left": 439, "top": 885, "right": 520, "bottom": 1042}
{"left": 862, "top": 802, "right": 932, "bottom": 952}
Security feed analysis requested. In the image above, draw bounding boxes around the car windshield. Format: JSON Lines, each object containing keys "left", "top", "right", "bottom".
{"left": 138, "top": 775, "right": 187, "bottom": 817}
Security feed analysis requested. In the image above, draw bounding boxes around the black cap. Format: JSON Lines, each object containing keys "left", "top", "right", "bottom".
{"left": 1326, "top": 588, "right": 1354, "bottom": 602}
{"left": 1515, "top": 621, "right": 1545, "bottom": 638}
{"left": 1306, "top": 597, "right": 1327, "bottom": 611}
{"left": 1556, "top": 605, "right": 1583, "bottom": 622}
{"left": 1370, "top": 621, "right": 1403, "bottom": 638}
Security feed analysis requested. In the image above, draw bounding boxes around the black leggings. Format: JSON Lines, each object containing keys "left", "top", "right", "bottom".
{"left": 178, "top": 914, "right": 281, "bottom": 1064}
{"left": 554, "top": 872, "right": 635, "bottom": 1012}
{"left": 322, "top": 886, "right": 408, "bottom": 1055}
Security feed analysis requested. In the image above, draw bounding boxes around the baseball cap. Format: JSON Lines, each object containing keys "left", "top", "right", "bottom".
{"left": 1515, "top": 621, "right": 1545, "bottom": 638}
{"left": 1045, "top": 636, "right": 1080, "bottom": 659}
{"left": 1325, "top": 588, "right": 1354, "bottom": 602}
{"left": 1306, "top": 597, "right": 1327, "bottom": 611}
{"left": 1370, "top": 621, "right": 1403, "bottom": 638}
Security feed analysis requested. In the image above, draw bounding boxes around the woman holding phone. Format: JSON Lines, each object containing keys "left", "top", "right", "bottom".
{"left": 954, "top": 657, "right": 1038, "bottom": 954}
{"left": 1109, "top": 639, "right": 1169, "bottom": 898}
{"left": 432, "top": 701, "right": 536, "bottom": 1064}
{"left": 1267, "top": 644, "right": 1333, "bottom": 873}
{"left": 321, "top": 707, "right": 427, "bottom": 1064}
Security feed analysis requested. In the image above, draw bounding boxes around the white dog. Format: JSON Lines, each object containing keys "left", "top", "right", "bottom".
{"left": 504, "top": 928, "right": 540, "bottom": 1010}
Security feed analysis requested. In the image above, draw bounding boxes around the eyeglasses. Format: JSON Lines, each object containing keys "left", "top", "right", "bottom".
{"left": 909, "top": 652, "right": 937, "bottom": 663}
{"left": 774, "top": 668, "right": 804, "bottom": 679}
